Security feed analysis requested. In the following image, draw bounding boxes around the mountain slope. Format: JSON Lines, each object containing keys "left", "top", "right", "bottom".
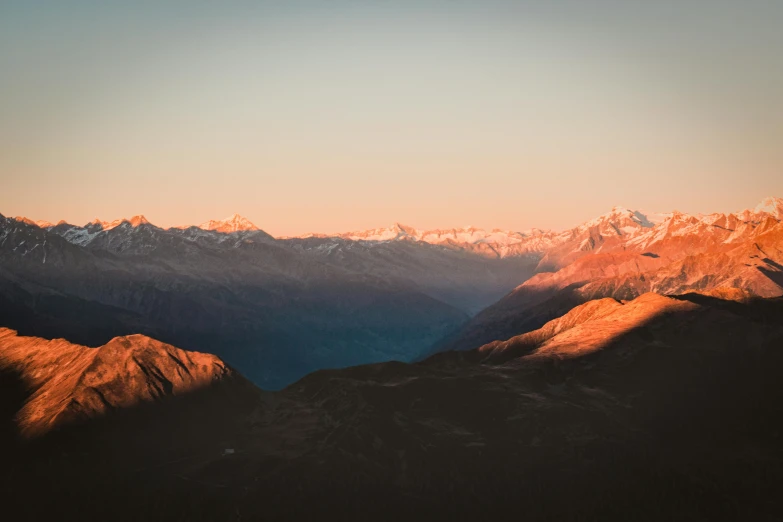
{"left": 0, "top": 328, "right": 236, "bottom": 437}
{"left": 298, "top": 222, "right": 560, "bottom": 259}
{"left": 0, "top": 213, "right": 469, "bottom": 389}
{"left": 282, "top": 235, "right": 539, "bottom": 314}
{"left": 198, "top": 213, "right": 259, "bottom": 233}
{"left": 476, "top": 293, "right": 693, "bottom": 363}
{"left": 5, "top": 293, "right": 782, "bottom": 521}
{"left": 6, "top": 196, "right": 781, "bottom": 389}
{"left": 246, "top": 292, "right": 783, "bottom": 521}
{"left": 439, "top": 199, "right": 783, "bottom": 352}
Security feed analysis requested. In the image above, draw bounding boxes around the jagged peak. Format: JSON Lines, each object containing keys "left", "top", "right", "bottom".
{"left": 668, "top": 210, "right": 692, "bottom": 219}
{"left": 127, "top": 215, "right": 150, "bottom": 227}
{"left": 88, "top": 219, "right": 114, "bottom": 230}
{"left": 754, "top": 196, "right": 783, "bottom": 209}
{"left": 13, "top": 216, "right": 38, "bottom": 227}
{"left": 581, "top": 206, "right": 654, "bottom": 230}
{"left": 389, "top": 223, "right": 418, "bottom": 235}
{"left": 752, "top": 196, "right": 783, "bottom": 219}
{"left": 8, "top": 216, "right": 56, "bottom": 229}
{"left": 86, "top": 215, "right": 151, "bottom": 230}
{"left": 198, "top": 214, "right": 259, "bottom": 233}
{"left": 658, "top": 210, "right": 700, "bottom": 228}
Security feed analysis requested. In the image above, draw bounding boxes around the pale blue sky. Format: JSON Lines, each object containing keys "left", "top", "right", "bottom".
{"left": 1, "top": 1, "right": 781, "bottom": 234}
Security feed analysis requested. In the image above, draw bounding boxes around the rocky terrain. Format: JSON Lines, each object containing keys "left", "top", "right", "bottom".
{"left": 1, "top": 197, "right": 782, "bottom": 520}
{"left": 0, "top": 328, "right": 238, "bottom": 437}
{"left": 0, "top": 213, "right": 480, "bottom": 389}
{"left": 3, "top": 197, "right": 782, "bottom": 387}
{"left": 2, "top": 291, "right": 782, "bottom": 521}
{"left": 440, "top": 198, "right": 783, "bottom": 352}
{"left": 4, "top": 198, "right": 782, "bottom": 388}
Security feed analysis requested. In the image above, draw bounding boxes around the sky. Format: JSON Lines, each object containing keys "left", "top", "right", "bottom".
{"left": 1, "top": 0, "right": 781, "bottom": 236}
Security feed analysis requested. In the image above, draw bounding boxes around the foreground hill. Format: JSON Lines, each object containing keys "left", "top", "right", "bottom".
{"left": 0, "top": 328, "right": 241, "bottom": 437}
{"left": 3, "top": 292, "right": 782, "bottom": 521}
{"left": 0, "top": 328, "right": 258, "bottom": 519}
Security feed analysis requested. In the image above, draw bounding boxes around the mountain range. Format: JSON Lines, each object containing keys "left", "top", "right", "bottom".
{"left": 0, "top": 211, "right": 537, "bottom": 389}
{"left": 437, "top": 197, "right": 783, "bottom": 352}
{"left": 1, "top": 196, "right": 783, "bottom": 520}
{"left": 4, "top": 197, "right": 782, "bottom": 388}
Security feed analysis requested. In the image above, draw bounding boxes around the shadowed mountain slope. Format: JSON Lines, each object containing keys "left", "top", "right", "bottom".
{"left": 3, "top": 293, "right": 782, "bottom": 521}
{"left": 0, "top": 328, "right": 259, "bottom": 521}
{"left": 0, "top": 214, "right": 471, "bottom": 389}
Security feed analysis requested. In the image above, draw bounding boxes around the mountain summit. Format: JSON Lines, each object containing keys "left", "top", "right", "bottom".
{"left": 0, "top": 327, "right": 235, "bottom": 437}
{"left": 127, "top": 215, "right": 150, "bottom": 227}
{"left": 198, "top": 213, "right": 259, "bottom": 233}
{"left": 88, "top": 215, "right": 150, "bottom": 230}
{"left": 752, "top": 196, "right": 783, "bottom": 220}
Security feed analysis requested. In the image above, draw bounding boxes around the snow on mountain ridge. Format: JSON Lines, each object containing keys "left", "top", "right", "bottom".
{"left": 11, "top": 196, "right": 781, "bottom": 255}
{"left": 578, "top": 206, "right": 655, "bottom": 232}
{"left": 13, "top": 217, "right": 55, "bottom": 229}
{"left": 198, "top": 213, "right": 259, "bottom": 233}
{"left": 87, "top": 215, "right": 149, "bottom": 230}
{"left": 315, "top": 223, "right": 563, "bottom": 258}
{"left": 752, "top": 196, "right": 783, "bottom": 219}
{"left": 13, "top": 216, "right": 40, "bottom": 227}
{"left": 291, "top": 206, "right": 675, "bottom": 260}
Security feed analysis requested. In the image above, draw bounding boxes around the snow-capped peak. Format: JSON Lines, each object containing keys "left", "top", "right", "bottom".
{"left": 13, "top": 216, "right": 40, "bottom": 227}
{"left": 324, "top": 223, "right": 560, "bottom": 258}
{"left": 752, "top": 196, "right": 783, "bottom": 219}
{"left": 12, "top": 216, "right": 54, "bottom": 228}
{"left": 339, "top": 223, "right": 418, "bottom": 241}
{"left": 88, "top": 218, "right": 120, "bottom": 230}
{"left": 389, "top": 223, "right": 418, "bottom": 237}
{"left": 127, "top": 215, "right": 150, "bottom": 227}
{"left": 198, "top": 214, "right": 259, "bottom": 233}
{"left": 87, "top": 215, "right": 151, "bottom": 230}
{"left": 581, "top": 206, "right": 655, "bottom": 231}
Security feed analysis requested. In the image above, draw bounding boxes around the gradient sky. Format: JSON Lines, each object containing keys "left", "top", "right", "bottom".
{"left": 1, "top": 1, "right": 781, "bottom": 236}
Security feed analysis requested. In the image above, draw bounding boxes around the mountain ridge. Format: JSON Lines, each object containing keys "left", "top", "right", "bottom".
{"left": 437, "top": 199, "right": 783, "bottom": 353}
{"left": 0, "top": 327, "right": 238, "bottom": 437}
{"left": 4, "top": 196, "right": 782, "bottom": 386}
{"left": 15, "top": 196, "right": 781, "bottom": 260}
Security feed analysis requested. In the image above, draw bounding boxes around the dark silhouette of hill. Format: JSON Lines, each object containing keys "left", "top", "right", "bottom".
{"left": 2, "top": 293, "right": 782, "bottom": 521}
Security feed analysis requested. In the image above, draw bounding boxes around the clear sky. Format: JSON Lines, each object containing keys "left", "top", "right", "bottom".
{"left": 1, "top": 0, "right": 781, "bottom": 236}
